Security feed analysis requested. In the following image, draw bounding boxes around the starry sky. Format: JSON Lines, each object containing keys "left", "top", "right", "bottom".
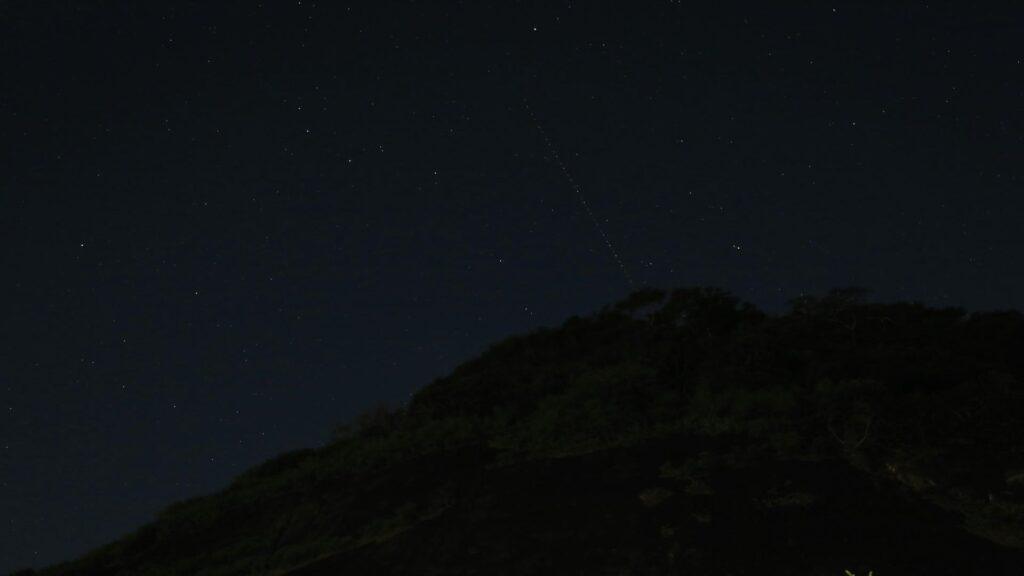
{"left": 2, "top": 1, "right": 1022, "bottom": 572}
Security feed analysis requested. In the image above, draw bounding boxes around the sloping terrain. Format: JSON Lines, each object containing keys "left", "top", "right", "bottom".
{"left": 18, "top": 287, "right": 1024, "bottom": 575}
{"left": 284, "top": 434, "right": 1022, "bottom": 575}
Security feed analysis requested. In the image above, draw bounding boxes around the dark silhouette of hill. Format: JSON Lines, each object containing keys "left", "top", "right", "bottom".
{"left": 12, "top": 287, "right": 1024, "bottom": 575}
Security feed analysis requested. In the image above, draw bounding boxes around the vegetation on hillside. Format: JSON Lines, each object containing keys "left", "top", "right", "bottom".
{"left": 14, "top": 286, "right": 1024, "bottom": 575}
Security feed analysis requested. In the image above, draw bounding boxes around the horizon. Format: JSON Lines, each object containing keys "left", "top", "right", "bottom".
{"left": 3, "top": 2, "right": 1023, "bottom": 572}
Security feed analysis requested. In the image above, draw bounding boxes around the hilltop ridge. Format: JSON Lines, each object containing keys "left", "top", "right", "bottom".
{"left": 15, "top": 287, "right": 1024, "bottom": 575}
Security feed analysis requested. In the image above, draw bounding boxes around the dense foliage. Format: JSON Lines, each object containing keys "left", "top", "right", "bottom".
{"left": 18, "top": 286, "right": 1024, "bottom": 575}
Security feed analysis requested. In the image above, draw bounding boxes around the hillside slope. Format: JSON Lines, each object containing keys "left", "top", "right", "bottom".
{"left": 17, "top": 287, "right": 1024, "bottom": 575}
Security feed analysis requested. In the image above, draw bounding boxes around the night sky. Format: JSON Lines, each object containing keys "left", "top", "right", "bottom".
{"left": 2, "top": 1, "right": 1023, "bottom": 572}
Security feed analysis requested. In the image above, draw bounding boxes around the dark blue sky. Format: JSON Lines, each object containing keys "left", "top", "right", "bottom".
{"left": 2, "top": 1, "right": 1022, "bottom": 572}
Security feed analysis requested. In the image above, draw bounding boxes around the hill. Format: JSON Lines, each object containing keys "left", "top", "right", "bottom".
{"left": 13, "top": 287, "right": 1024, "bottom": 575}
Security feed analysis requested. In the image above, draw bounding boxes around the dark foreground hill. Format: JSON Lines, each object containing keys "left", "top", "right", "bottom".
{"left": 14, "top": 287, "right": 1024, "bottom": 575}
